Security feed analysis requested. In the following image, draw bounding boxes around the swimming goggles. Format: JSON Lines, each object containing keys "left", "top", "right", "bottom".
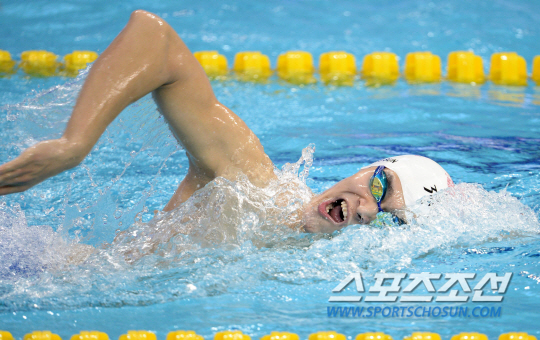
{"left": 369, "top": 165, "right": 387, "bottom": 213}
{"left": 369, "top": 165, "right": 405, "bottom": 225}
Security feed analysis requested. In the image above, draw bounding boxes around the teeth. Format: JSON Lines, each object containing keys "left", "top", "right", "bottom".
{"left": 326, "top": 205, "right": 331, "bottom": 213}
{"left": 341, "top": 200, "right": 348, "bottom": 219}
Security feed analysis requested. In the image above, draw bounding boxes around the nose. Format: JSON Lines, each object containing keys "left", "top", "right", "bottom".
{"left": 354, "top": 205, "right": 367, "bottom": 224}
{"left": 355, "top": 201, "right": 379, "bottom": 225}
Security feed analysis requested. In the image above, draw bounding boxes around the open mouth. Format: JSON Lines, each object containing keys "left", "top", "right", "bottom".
{"left": 318, "top": 198, "right": 348, "bottom": 224}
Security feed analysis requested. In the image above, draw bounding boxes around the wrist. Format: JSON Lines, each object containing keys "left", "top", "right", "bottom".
{"left": 58, "top": 137, "right": 89, "bottom": 168}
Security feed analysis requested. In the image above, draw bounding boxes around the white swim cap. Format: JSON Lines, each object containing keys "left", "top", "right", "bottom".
{"left": 365, "top": 155, "right": 453, "bottom": 207}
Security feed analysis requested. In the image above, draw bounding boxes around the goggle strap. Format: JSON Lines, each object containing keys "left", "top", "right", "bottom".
{"left": 374, "top": 165, "right": 385, "bottom": 177}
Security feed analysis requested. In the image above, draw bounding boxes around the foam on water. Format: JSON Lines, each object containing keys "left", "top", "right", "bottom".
{"left": 0, "top": 202, "right": 71, "bottom": 279}
{"left": 0, "top": 69, "right": 539, "bottom": 317}
{"left": 111, "top": 145, "right": 315, "bottom": 263}
{"left": 1, "top": 143, "right": 538, "bottom": 311}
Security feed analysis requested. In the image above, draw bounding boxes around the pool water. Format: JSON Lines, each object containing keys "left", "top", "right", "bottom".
{"left": 1, "top": 0, "right": 540, "bottom": 338}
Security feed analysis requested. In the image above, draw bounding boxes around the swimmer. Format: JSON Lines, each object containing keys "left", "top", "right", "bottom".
{"left": 0, "top": 10, "right": 453, "bottom": 234}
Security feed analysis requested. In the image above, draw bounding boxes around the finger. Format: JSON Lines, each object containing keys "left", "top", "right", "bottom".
{"left": 0, "top": 167, "right": 33, "bottom": 186}
{"left": 0, "top": 154, "right": 28, "bottom": 173}
{"left": 0, "top": 157, "right": 30, "bottom": 183}
{"left": 0, "top": 184, "right": 31, "bottom": 196}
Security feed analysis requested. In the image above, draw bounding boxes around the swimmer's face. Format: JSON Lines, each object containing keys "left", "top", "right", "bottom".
{"left": 302, "top": 167, "right": 405, "bottom": 233}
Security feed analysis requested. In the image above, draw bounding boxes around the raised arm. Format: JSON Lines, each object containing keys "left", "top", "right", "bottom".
{"left": 0, "top": 10, "right": 275, "bottom": 208}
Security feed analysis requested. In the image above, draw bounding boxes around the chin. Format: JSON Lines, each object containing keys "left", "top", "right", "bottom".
{"left": 302, "top": 215, "right": 320, "bottom": 233}
{"left": 302, "top": 214, "right": 337, "bottom": 234}
{"left": 305, "top": 223, "right": 341, "bottom": 234}
{"left": 302, "top": 224, "right": 316, "bottom": 233}
{"left": 302, "top": 204, "right": 322, "bottom": 233}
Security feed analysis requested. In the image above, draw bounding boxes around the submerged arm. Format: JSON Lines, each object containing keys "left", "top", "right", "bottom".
{"left": 0, "top": 10, "right": 275, "bottom": 204}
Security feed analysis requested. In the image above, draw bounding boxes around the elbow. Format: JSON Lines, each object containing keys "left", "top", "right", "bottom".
{"left": 130, "top": 9, "right": 160, "bottom": 22}
{"left": 127, "top": 10, "right": 190, "bottom": 86}
{"left": 129, "top": 10, "right": 169, "bottom": 34}
{"left": 127, "top": 9, "right": 175, "bottom": 75}
{"left": 127, "top": 10, "right": 175, "bottom": 51}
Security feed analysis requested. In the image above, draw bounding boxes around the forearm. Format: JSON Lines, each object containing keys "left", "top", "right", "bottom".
{"left": 0, "top": 10, "right": 275, "bottom": 197}
{"left": 62, "top": 10, "right": 180, "bottom": 158}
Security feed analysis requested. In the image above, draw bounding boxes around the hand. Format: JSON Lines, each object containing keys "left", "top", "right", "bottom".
{"left": 0, "top": 138, "right": 83, "bottom": 195}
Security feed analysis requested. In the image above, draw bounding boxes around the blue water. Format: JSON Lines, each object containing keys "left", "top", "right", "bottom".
{"left": 1, "top": 0, "right": 540, "bottom": 339}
